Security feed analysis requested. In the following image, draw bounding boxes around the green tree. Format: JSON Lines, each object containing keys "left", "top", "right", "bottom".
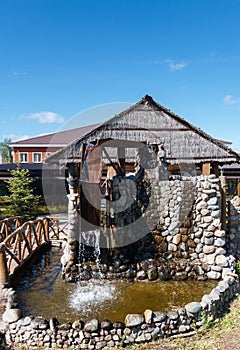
{"left": 0, "top": 138, "right": 13, "bottom": 164}
{"left": 3, "top": 168, "right": 40, "bottom": 220}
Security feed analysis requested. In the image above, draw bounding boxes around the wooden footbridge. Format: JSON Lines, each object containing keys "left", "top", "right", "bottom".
{"left": 0, "top": 216, "right": 67, "bottom": 288}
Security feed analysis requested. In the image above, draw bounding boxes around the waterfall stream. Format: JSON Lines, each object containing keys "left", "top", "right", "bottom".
{"left": 71, "top": 230, "right": 115, "bottom": 313}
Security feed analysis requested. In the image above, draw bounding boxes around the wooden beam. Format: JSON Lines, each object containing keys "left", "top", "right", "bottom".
{"left": 107, "top": 166, "right": 116, "bottom": 179}
{"left": 117, "top": 147, "right": 126, "bottom": 176}
{"left": 202, "top": 162, "right": 211, "bottom": 176}
{"left": 0, "top": 243, "right": 9, "bottom": 287}
{"left": 238, "top": 182, "right": 240, "bottom": 197}
{"left": 102, "top": 147, "right": 119, "bottom": 173}
{"left": 167, "top": 164, "right": 180, "bottom": 171}
{"left": 212, "top": 162, "right": 219, "bottom": 177}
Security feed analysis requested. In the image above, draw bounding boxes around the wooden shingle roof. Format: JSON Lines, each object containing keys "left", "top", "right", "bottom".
{"left": 45, "top": 95, "right": 240, "bottom": 165}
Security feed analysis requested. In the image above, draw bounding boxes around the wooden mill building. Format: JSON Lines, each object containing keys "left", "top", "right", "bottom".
{"left": 45, "top": 95, "right": 240, "bottom": 235}
{"left": 47, "top": 94, "right": 240, "bottom": 176}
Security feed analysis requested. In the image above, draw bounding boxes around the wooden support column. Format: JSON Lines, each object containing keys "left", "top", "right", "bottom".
{"left": 44, "top": 218, "right": 50, "bottom": 241}
{"left": 212, "top": 162, "right": 219, "bottom": 177}
{"left": 202, "top": 162, "right": 211, "bottom": 176}
{"left": 0, "top": 243, "right": 9, "bottom": 288}
{"left": 67, "top": 163, "right": 79, "bottom": 242}
{"left": 117, "top": 147, "right": 126, "bottom": 176}
{"left": 220, "top": 175, "right": 227, "bottom": 231}
{"left": 238, "top": 182, "right": 240, "bottom": 197}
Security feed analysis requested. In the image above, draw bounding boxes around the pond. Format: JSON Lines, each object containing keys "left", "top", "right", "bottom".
{"left": 15, "top": 247, "right": 217, "bottom": 323}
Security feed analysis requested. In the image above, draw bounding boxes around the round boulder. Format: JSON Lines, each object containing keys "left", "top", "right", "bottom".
{"left": 2, "top": 308, "right": 22, "bottom": 323}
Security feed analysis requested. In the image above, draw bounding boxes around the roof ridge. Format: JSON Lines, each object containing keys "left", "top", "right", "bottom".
{"left": 44, "top": 95, "right": 240, "bottom": 163}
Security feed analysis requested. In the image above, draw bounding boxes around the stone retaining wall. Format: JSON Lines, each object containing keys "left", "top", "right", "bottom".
{"left": 227, "top": 196, "right": 240, "bottom": 256}
{"left": 0, "top": 275, "right": 239, "bottom": 349}
{"left": 63, "top": 174, "right": 236, "bottom": 283}
{"left": 145, "top": 174, "right": 232, "bottom": 280}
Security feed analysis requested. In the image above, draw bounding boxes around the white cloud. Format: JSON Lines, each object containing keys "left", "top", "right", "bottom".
{"left": 11, "top": 70, "right": 28, "bottom": 76}
{"left": 223, "top": 95, "right": 240, "bottom": 105}
{"left": 24, "top": 111, "right": 64, "bottom": 124}
{"left": 166, "top": 59, "right": 188, "bottom": 71}
{"left": 1, "top": 134, "right": 29, "bottom": 142}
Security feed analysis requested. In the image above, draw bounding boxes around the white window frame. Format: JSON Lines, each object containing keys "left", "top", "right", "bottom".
{"left": 19, "top": 152, "right": 28, "bottom": 163}
{"left": 33, "top": 152, "right": 42, "bottom": 163}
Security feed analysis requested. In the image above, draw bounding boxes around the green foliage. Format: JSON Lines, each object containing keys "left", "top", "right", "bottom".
{"left": 200, "top": 310, "right": 214, "bottom": 330}
{"left": 49, "top": 203, "right": 68, "bottom": 214}
{"left": 235, "top": 260, "right": 240, "bottom": 278}
{"left": 3, "top": 168, "right": 40, "bottom": 220}
{"left": 0, "top": 138, "right": 13, "bottom": 163}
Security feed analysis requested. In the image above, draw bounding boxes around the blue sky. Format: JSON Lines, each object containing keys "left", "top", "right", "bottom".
{"left": 1, "top": 0, "right": 240, "bottom": 151}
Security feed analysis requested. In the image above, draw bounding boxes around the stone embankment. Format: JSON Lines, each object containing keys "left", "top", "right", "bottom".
{"left": 0, "top": 274, "right": 239, "bottom": 349}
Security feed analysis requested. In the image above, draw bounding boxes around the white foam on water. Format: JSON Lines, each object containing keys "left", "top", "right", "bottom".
{"left": 68, "top": 282, "right": 117, "bottom": 314}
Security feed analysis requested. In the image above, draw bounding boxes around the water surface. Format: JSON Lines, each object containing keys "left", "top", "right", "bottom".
{"left": 16, "top": 247, "right": 217, "bottom": 323}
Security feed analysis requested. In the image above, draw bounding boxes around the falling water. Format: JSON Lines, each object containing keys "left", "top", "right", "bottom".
{"left": 68, "top": 230, "right": 116, "bottom": 314}
{"left": 68, "top": 282, "right": 117, "bottom": 316}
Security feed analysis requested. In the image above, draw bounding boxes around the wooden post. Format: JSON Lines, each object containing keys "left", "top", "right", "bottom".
{"left": 202, "top": 162, "right": 211, "bottom": 176}
{"left": 0, "top": 243, "right": 9, "bottom": 288}
{"left": 16, "top": 217, "right": 22, "bottom": 228}
{"left": 212, "top": 162, "right": 219, "bottom": 177}
{"left": 117, "top": 147, "right": 126, "bottom": 176}
{"left": 67, "top": 163, "right": 79, "bottom": 241}
{"left": 44, "top": 218, "right": 50, "bottom": 241}
{"left": 220, "top": 176, "right": 227, "bottom": 231}
{"left": 238, "top": 182, "right": 240, "bottom": 197}
{"left": 107, "top": 166, "right": 116, "bottom": 179}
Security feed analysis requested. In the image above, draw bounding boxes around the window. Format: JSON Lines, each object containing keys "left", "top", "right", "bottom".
{"left": 20, "top": 153, "right": 28, "bottom": 163}
{"left": 33, "top": 152, "right": 42, "bottom": 163}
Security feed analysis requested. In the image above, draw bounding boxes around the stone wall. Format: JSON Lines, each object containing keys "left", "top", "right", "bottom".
{"left": 227, "top": 196, "right": 240, "bottom": 257}
{"left": 148, "top": 174, "right": 234, "bottom": 280}
{"left": 62, "top": 173, "right": 236, "bottom": 283}
{"left": 1, "top": 275, "right": 239, "bottom": 349}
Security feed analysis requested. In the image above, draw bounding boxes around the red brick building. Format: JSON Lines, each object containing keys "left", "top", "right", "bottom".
{"left": 0, "top": 124, "right": 98, "bottom": 196}
{"left": 10, "top": 124, "right": 98, "bottom": 164}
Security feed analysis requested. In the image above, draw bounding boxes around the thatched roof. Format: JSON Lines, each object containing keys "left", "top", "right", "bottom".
{"left": 45, "top": 95, "right": 240, "bottom": 166}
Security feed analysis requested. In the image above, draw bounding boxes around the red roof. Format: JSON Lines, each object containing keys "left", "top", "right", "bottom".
{"left": 10, "top": 124, "right": 99, "bottom": 146}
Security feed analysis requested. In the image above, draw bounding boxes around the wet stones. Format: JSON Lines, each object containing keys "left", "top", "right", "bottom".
{"left": 147, "top": 266, "right": 158, "bottom": 281}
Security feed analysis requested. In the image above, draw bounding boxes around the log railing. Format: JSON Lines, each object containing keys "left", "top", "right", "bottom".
{"left": 0, "top": 217, "right": 68, "bottom": 288}
{"left": 0, "top": 217, "right": 23, "bottom": 242}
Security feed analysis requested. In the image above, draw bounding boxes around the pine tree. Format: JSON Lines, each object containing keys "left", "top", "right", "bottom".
{"left": 3, "top": 168, "right": 40, "bottom": 221}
